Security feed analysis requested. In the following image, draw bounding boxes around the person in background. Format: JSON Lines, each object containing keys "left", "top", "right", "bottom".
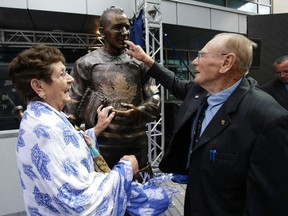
{"left": 0, "top": 92, "right": 16, "bottom": 115}
{"left": 261, "top": 55, "right": 288, "bottom": 110}
{"left": 125, "top": 32, "right": 288, "bottom": 216}
{"left": 65, "top": 6, "right": 160, "bottom": 175}
{"left": 9, "top": 44, "right": 172, "bottom": 215}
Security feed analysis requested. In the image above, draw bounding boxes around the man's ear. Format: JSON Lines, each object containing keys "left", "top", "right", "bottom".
{"left": 220, "top": 53, "right": 236, "bottom": 74}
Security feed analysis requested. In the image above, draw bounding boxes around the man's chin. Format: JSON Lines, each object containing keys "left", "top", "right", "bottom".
{"left": 193, "top": 75, "right": 200, "bottom": 82}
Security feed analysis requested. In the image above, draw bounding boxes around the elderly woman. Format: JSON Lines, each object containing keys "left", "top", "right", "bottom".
{"left": 9, "top": 44, "right": 172, "bottom": 215}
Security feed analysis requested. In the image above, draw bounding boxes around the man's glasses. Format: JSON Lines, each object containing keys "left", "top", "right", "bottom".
{"left": 198, "top": 51, "right": 228, "bottom": 59}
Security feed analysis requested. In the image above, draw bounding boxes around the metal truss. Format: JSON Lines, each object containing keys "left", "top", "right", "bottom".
{"left": 137, "top": 0, "right": 165, "bottom": 171}
{"left": 0, "top": 29, "right": 104, "bottom": 49}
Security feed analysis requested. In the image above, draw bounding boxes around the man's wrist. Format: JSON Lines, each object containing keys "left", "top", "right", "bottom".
{"left": 144, "top": 55, "right": 155, "bottom": 68}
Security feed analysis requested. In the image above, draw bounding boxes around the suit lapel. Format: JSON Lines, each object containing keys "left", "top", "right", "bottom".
{"left": 194, "top": 78, "right": 251, "bottom": 150}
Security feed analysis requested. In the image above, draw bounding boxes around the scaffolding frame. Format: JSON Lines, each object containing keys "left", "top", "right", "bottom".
{"left": 0, "top": 29, "right": 104, "bottom": 49}
{"left": 137, "top": 0, "right": 165, "bottom": 171}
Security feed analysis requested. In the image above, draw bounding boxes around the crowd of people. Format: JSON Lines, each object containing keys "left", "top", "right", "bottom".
{"left": 7, "top": 5, "right": 288, "bottom": 216}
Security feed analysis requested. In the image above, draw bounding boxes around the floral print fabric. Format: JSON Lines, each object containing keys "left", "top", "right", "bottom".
{"left": 16, "top": 101, "right": 171, "bottom": 216}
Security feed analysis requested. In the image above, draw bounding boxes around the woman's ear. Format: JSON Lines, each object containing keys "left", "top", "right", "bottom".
{"left": 220, "top": 53, "right": 236, "bottom": 74}
{"left": 30, "top": 79, "right": 46, "bottom": 99}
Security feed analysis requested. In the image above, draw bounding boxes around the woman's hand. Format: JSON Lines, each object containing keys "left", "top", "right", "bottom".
{"left": 120, "top": 155, "right": 139, "bottom": 175}
{"left": 94, "top": 105, "right": 115, "bottom": 137}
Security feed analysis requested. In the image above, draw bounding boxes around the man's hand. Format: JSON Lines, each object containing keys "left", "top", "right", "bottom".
{"left": 94, "top": 105, "right": 115, "bottom": 137}
{"left": 125, "top": 40, "right": 155, "bottom": 68}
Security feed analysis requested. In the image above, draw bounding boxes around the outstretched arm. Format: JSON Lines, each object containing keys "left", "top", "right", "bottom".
{"left": 125, "top": 40, "right": 191, "bottom": 101}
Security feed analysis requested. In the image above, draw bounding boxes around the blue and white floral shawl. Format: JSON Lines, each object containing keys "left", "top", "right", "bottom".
{"left": 16, "top": 101, "right": 172, "bottom": 216}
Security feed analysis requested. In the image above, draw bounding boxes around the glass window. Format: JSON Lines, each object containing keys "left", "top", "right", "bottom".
{"left": 175, "top": 67, "right": 189, "bottom": 80}
{"left": 259, "top": 0, "right": 271, "bottom": 4}
{"left": 190, "top": 51, "right": 198, "bottom": 61}
{"left": 238, "top": 2, "right": 258, "bottom": 13}
{"left": 228, "top": 0, "right": 248, "bottom": 10}
{"left": 166, "top": 50, "right": 189, "bottom": 67}
{"left": 164, "top": 66, "right": 190, "bottom": 101}
{"left": 194, "top": 0, "right": 226, "bottom": 7}
{"left": 259, "top": 5, "right": 271, "bottom": 14}
{"left": 194, "top": 0, "right": 271, "bottom": 15}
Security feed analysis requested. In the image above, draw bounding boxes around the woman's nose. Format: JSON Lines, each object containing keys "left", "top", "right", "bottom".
{"left": 67, "top": 73, "right": 74, "bottom": 82}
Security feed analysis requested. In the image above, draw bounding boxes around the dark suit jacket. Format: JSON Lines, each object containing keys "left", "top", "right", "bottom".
{"left": 261, "top": 79, "right": 288, "bottom": 110}
{"left": 148, "top": 63, "right": 288, "bottom": 216}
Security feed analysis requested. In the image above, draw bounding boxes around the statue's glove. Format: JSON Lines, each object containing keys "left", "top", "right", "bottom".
{"left": 113, "top": 102, "right": 155, "bottom": 123}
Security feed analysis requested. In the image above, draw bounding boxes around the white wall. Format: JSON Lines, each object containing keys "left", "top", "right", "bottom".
{"left": 0, "top": 130, "right": 25, "bottom": 215}
{"left": 87, "top": 0, "right": 136, "bottom": 18}
{"left": 273, "top": 0, "right": 288, "bottom": 14}
{"left": 0, "top": 0, "right": 26, "bottom": 9}
{"left": 0, "top": 0, "right": 137, "bottom": 16}
{"left": 28, "top": 0, "right": 87, "bottom": 14}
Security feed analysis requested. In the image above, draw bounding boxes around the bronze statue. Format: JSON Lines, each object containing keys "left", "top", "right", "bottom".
{"left": 65, "top": 6, "right": 160, "bottom": 172}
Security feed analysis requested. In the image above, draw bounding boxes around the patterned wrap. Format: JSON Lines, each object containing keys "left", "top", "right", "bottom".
{"left": 17, "top": 101, "right": 171, "bottom": 215}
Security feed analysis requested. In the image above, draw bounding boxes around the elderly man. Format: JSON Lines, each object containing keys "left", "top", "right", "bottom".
{"left": 125, "top": 33, "right": 288, "bottom": 216}
{"left": 262, "top": 55, "right": 288, "bottom": 110}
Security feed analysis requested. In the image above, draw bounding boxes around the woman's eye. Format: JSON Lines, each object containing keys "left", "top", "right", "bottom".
{"left": 59, "top": 70, "right": 67, "bottom": 77}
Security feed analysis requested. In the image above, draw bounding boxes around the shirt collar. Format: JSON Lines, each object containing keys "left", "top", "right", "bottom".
{"left": 207, "top": 78, "right": 242, "bottom": 107}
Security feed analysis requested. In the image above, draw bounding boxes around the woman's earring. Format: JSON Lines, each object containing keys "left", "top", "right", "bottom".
{"left": 39, "top": 93, "right": 46, "bottom": 100}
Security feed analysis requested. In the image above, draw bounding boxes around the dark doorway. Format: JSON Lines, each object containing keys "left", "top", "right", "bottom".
{"left": 247, "top": 13, "right": 288, "bottom": 86}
